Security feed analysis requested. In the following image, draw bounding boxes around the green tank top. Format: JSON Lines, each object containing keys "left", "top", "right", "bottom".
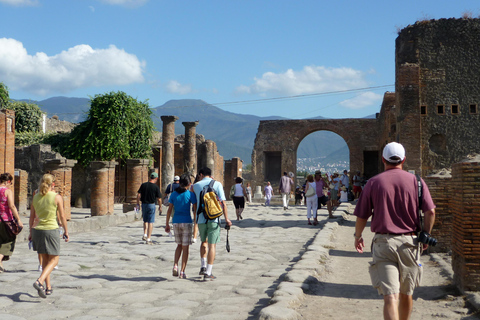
{"left": 32, "top": 191, "right": 58, "bottom": 230}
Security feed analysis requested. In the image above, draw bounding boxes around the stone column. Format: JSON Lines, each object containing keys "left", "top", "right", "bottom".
{"left": 44, "top": 159, "right": 77, "bottom": 220}
{"left": 0, "top": 109, "right": 15, "bottom": 176}
{"left": 161, "top": 116, "right": 178, "bottom": 191}
{"left": 14, "top": 169, "right": 28, "bottom": 214}
{"left": 90, "top": 161, "right": 117, "bottom": 216}
{"left": 205, "top": 140, "right": 216, "bottom": 170}
{"left": 182, "top": 121, "right": 199, "bottom": 176}
{"left": 125, "top": 159, "right": 150, "bottom": 204}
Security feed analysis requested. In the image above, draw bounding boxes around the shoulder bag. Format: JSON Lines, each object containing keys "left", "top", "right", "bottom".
{"left": 0, "top": 214, "right": 22, "bottom": 238}
{"left": 305, "top": 184, "right": 316, "bottom": 197}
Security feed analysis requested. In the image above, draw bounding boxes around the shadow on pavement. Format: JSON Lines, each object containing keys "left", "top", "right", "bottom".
{"left": 71, "top": 274, "right": 167, "bottom": 282}
{"left": 329, "top": 249, "right": 373, "bottom": 258}
{"left": 0, "top": 292, "right": 40, "bottom": 303}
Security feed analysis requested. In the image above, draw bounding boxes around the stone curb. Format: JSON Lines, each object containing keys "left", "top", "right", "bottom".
{"left": 258, "top": 206, "right": 345, "bottom": 320}
{"left": 15, "top": 209, "right": 142, "bottom": 244}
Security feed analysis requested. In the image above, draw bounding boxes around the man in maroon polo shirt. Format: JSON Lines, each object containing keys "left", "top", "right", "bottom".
{"left": 354, "top": 142, "right": 436, "bottom": 320}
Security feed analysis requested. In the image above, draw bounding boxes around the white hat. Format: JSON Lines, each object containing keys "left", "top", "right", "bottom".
{"left": 383, "top": 142, "right": 405, "bottom": 163}
{"left": 174, "top": 175, "right": 180, "bottom": 181}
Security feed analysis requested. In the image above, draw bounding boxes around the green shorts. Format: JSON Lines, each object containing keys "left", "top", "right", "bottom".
{"left": 198, "top": 221, "right": 220, "bottom": 244}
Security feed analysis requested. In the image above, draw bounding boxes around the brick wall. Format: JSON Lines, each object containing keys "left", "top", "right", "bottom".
{"left": 0, "top": 109, "right": 15, "bottom": 176}
{"left": 451, "top": 157, "right": 480, "bottom": 291}
{"left": 424, "top": 173, "right": 452, "bottom": 253}
{"left": 224, "top": 158, "right": 243, "bottom": 200}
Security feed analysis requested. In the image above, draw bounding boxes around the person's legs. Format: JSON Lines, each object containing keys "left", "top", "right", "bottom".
{"left": 143, "top": 222, "right": 147, "bottom": 238}
{"left": 174, "top": 244, "right": 182, "bottom": 267}
{"left": 383, "top": 293, "right": 400, "bottom": 320}
{"left": 181, "top": 245, "right": 189, "bottom": 272}
{"left": 147, "top": 222, "right": 153, "bottom": 239}
{"left": 281, "top": 193, "right": 287, "bottom": 208}
{"left": 38, "top": 254, "right": 59, "bottom": 290}
{"left": 398, "top": 293, "right": 413, "bottom": 320}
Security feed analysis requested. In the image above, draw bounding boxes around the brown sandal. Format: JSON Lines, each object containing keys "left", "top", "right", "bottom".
{"left": 33, "top": 280, "right": 47, "bottom": 298}
{"left": 45, "top": 288, "right": 53, "bottom": 295}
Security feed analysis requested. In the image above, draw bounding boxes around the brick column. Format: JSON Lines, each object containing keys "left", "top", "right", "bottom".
{"left": 183, "top": 121, "right": 199, "bottom": 176}
{"left": 45, "top": 159, "right": 77, "bottom": 220}
{"left": 14, "top": 169, "right": 28, "bottom": 214}
{"left": 126, "top": 159, "right": 150, "bottom": 204}
{"left": 161, "top": 116, "right": 178, "bottom": 192}
{"left": 451, "top": 157, "right": 480, "bottom": 291}
{"left": 0, "top": 109, "right": 15, "bottom": 175}
{"left": 91, "top": 161, "right": 117, "bottom": 216}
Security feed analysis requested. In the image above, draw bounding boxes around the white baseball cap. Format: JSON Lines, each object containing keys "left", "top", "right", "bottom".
{"left": 382, "top": 142, "right": 405, "bottom": 163}
{"left": 174, "top": 176, "right": 180, "bottom": 181}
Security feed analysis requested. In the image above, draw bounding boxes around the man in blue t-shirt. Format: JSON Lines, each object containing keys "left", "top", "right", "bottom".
{"left": 193, "top": 167, "right": 232, "bottom": 281}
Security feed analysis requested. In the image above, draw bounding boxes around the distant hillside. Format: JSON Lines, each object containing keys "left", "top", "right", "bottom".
{"left": 18, "top": 97, "right": 357, "bottom": 163}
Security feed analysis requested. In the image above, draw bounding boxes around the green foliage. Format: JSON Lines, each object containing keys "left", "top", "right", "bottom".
{"left": 9, "top": 101, "right": 43, "bottom": 133}
{"left": 67, "top": 91, "right": 154, "bottom": 166}
{"left": 15, "top": 131, "right": 45, "bottom": 146}
{"left": 0, "top": 82, "right": 9, "bottom": 109}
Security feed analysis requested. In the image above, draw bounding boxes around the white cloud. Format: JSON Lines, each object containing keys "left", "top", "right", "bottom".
{"left": 0, "top": 38, "right": 145, "bottom": 95}
{"left": 0, "top": 0, "right": 38, "bottom": 6}
{"left": 165, "top": 80, "right": 193, "bottom": 95}
{"left": 339, "top": 92, "right": 382, "bottom": 109}
{"left": 236, "top": 65, "right": 369, "bottom": 96}
{"left": 97, "top": 0, "right": 148, "bottom": 7}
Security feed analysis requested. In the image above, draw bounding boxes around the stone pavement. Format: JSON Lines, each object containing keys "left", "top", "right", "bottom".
{"left": 0, "top": 201, "right": 334, "bottom": 320}
{"left": 1, "top": 201, "right": 479, "bottom": 320}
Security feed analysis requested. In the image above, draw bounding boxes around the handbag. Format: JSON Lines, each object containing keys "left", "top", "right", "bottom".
{"left": 305, "top": 184, "right": 316, "bottom": 197}
{"left": 0, "top": 214, "right": 22, "bottom": 238}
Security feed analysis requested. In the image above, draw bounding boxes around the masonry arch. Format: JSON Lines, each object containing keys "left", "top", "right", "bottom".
{"left": 251, "top": 118, "right": 380, "bottom": 189}
{"left": 296, "top": 130, "right": 349, "bottom": 178}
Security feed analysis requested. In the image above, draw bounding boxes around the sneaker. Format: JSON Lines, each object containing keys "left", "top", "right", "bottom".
{"left": 199, "top": 267, "right": 207, "bottom": 275}
{"left": 142, "top": 235, "right": 147, "bottom": 241}
{"left": 179, "top": 272, "right": 187, "bottom": 279}
{"left": 203, "top": 274, "right": 216, "bottom": 281}
{"left": 146, "top": 239, "right": 153, "bottom": 245}
{"left": 172, "top": 266, "right": 178, "bottom": 277}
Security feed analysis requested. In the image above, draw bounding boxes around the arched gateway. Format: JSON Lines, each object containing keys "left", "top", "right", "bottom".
{"left": 251, "top": 118, "right": 380, "bottom": 188}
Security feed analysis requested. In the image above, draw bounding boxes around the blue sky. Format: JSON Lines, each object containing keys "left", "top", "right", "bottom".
{"left": 0, "top": 0, "right": 478, "bottom": 119}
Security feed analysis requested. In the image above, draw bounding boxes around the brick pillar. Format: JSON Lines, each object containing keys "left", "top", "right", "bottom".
{"left": 451, "top": 157, "right": 480, "bottom": 291}
{"left": 0, "top": 109, "right": 15, "bottom": 175}
{"left": 45, "top": 159, "right": 77, "bottom": 220}
{"left": 424, "top": 174, "right": 452, "bottom": 253}
{"left": 161, "top": 116, "right": 178, "bottom": 192}
{"left": 14, "top": 169, "right": 28, "bottom": 214}
{"left": 183, "top": 121, "right": 199, "bottom": 176}
{"left": 126, "top": 159, "right": 150, "bottom": 204}
{"left": 91, "top": 161, "right": 117, "bottom": 216}
{"left": 224, "top": 157, "right": 243, "bottom": 200}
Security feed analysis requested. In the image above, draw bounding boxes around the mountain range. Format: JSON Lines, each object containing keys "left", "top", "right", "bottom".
{"left": 25, "top": 96, "right": 365, "bottom": 164}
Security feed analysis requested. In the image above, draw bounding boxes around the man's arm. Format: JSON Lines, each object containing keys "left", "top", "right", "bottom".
{"left": 222, "top": 200, "right": 232, "bottom": 227}
{"left": 422, "top": 208, "right": 435, "bottom": 250}
{"left": 136, "top": 193, "right": 141, "bottom": 208}
{"left": 354, "top": 217, "right": 368, "bottom": 253}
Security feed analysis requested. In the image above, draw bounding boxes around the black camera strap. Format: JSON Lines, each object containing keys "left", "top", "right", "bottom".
{"left": 415, "top": 174, "right": 423, "bottom": 232}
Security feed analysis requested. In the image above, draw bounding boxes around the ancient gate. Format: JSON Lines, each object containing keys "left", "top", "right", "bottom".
{"left": 251, "top": 118, "right": 380, "bottom": 188}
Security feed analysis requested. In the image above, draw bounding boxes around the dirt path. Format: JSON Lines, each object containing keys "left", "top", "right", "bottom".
{"left": 293, "top": 215, "right": 479, "bottom": 319}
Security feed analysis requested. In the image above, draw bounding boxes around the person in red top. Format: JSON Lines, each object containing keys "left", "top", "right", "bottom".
{"left": 354, "top": 142, "right": 436, "bottom": 320}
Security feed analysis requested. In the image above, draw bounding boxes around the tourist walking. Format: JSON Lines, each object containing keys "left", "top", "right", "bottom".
{"left": 245, "top": 183, "right": 252, "bottom": 203}
{"left": 136, "top": 172, "right": 162, "bottom": 244}
{"left": 352, "top": 171, "right": 363, "bottom": 199}
{"left": 0, "top": 173, "right": 23, "bottom": 272}
{"left": 232, "top": 177, "right": 247, "bottom": 220}
{"left": 163, "top": 175, "right": 180, "bottom": 209}
{"left": 29, "top": 174, "right": 69, "bottom": 298}
{"left": 340, "top": 170, "right": 350, "bottom": 189}
{"left": 264, "top": 182, "right": 273, "bottom": 206}
{"left": 304, "top": 175, "right": 317, "bottom": 225}
{"left": 193, "top": 167, "right": 232, "bottom": 281}
{"left": 278, "top": 172, "right": 294, "bottom": 210}
{"left": 165, "top": 174, "right": 197, "bottom": 279}
{"left": 354, "top": 142, "right": 436, "bottom": 320}
{"left": 314, "top": 170, "right": 329, "bottom": 218}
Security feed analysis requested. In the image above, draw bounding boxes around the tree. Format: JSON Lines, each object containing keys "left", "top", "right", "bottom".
{"left": 0, "top": 82, "right": 9, "bottom": 109}
{"left": 9, "top": 101, "right": 43, "bottom": 133}
{"left": 67, "top": 91, "right": 154, "bottom": 166}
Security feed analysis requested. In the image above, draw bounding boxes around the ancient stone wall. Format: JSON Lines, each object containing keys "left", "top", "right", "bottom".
{"left": 252, "top": 119, "right": 378, "bottom": 190}
{"left": 14, "top": 169, "right": 28, "bottom": 214}
{"left": 224, "top": 157, "right": 243, "bottom": 200}
{"left": 396, "top": 18, "right": 480, "bottom": 175}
